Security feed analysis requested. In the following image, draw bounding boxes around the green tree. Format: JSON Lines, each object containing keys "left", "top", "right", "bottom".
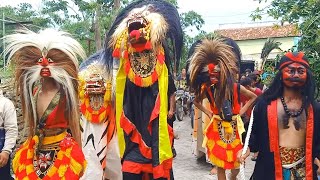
{"left": 41, "top": 0, "right": 128, "bottom": 54}
{"left": 252, "top": 0, "right": 320, "bottom": 96}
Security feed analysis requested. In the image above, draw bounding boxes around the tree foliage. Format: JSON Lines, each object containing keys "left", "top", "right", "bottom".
{"left": 252, "top": 0, "right": 320, "bottom": 96}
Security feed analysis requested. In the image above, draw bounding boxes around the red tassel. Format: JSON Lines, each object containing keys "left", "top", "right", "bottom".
{"left": 125, "top": 61, "right": 131, "bottom": 74}
{"left": 151, "top": 71, "right": 158, "bottom": 82}
{"left": 157, "top": 53, "right": 165, "bottom": 64}
{"left": 145, "top": 41, "right": 152, "bottom": 50}
{"left": 123, "top": 50, "right": 129, "bottom": 59}
{"left": 112, "top": 48, "right": 120, "bottom": 58}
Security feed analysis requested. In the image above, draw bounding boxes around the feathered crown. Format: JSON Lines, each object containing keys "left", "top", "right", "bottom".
{"left": 4, "top": 28, "right": 86, "bottom": 66}
{"left": 3, "top": 28, "right": 86, "bottom": 144}
{"left": 189, "top": 38, "right": 239, "bottom": 106}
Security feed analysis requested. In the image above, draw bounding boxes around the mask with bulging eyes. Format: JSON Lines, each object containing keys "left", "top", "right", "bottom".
{"left": 281, "top": 63, "right": 307, "bottom": 88}
{"left": 204, "top": 63, "right": 220, "bottom": 85}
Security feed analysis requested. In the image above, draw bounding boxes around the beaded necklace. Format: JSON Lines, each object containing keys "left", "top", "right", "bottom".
{"left": 280, "top": 96, "right": 305, "bottom": 118}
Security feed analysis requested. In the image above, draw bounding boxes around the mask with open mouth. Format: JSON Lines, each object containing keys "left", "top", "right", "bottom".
{"left": 127, "top": 13, "right": 150, "bottom": 46}
{"left": 79, "top": 63, "right": 113, "bottom": 123}
{"left": 85, "top": 73, "right": 106, "bottom": 95}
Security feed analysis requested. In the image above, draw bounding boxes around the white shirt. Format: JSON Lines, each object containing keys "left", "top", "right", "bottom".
{"left": 0, "top": 90, "right": 18, "bottom": 154}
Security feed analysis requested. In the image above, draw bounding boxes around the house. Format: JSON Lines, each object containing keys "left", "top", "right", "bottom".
{"left": 215, "top": 24, "right": 300, "bottom": 72}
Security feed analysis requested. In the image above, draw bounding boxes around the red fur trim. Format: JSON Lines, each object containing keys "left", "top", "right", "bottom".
{"left": 306, "top": 106, "right": 314, "bottom": 179}
{"left": 125, "top": 60, "right": 131, "bottom": 74}
{"left": 267, "top": 100, "right": 283, "bottom": 179}
{"left": 120, "top": 112, "right": 152, "bottom": 159}
{"left": 131, "top": 44, "right": 147, "bottom": 52}
{"left": 151, "top": 71, "right": 158, "bottom": 83}
{"left": 112, "top": 48, "right": 120, "bottom": 58}
{"left": 123, "top": 50, "right": 129, "bottom": 59}
{"left": 122, "top": 161, "right": 153, "bottom": 174}
{"left": 134, "top": 75, "right": 143, "bottom": 86}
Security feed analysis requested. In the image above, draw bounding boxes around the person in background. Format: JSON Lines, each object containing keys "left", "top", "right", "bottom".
{"left": 177, "top": 68, "right": 188, "bottom": 91}
{"left": 168, "top": 74, "right": 177, "bottom": 158}
{"left": 249, "top": 71, "right": 264, "bottom": 90}
{"left": 244, "top": 68, "right": 252, "bottom": 77}
{"left": 239, "top": 77, "right": 262, "bottom": 161}
{"left": 0, "top": 89, "right": 18, "bottom": 180}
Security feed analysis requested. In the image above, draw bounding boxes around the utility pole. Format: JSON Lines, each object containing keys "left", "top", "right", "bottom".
{"left": 2, "top": 12, "right": 5, "bottom": 68}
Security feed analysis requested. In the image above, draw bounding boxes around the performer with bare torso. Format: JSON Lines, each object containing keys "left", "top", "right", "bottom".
{"left": 240, "top": 52, "right": 320, "bottom": 179}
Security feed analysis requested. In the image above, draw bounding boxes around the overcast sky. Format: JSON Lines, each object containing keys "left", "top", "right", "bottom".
{"left": 1, "top": 0, "right": 276, "bottom": 35}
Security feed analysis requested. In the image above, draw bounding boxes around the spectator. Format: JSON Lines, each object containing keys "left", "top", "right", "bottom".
{"left": 176, "top": 68, "right": 188, "bottom": 90}
{"left": 240, "top": 77, "right": 262, "bottom": 161}
{"left": 0, "top": 89, "right": 18, "bottom": 180}
{"left": 248, "top": 71, "right": 264, "bottom": 90}
{"left": 244, "top": 68, "right": 252, "bottom": 76}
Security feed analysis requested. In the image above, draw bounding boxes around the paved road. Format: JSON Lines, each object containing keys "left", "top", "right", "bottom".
{"left": 172, "top": 115, "right": 255, "bottom": 180}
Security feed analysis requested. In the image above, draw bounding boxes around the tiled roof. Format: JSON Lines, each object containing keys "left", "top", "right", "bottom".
{"left": 214, "top": 24, "right": 299, "bottom": 41}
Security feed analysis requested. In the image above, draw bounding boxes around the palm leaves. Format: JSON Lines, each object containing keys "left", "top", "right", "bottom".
{"left": 260, "top": 38, "right": 282, "bottom": 70}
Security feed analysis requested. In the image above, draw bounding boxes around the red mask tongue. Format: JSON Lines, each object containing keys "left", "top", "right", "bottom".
{"left": 129, "top": 30, "right": 141, "bottom": 40}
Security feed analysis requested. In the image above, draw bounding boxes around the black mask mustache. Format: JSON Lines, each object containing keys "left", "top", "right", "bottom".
{"left": 284, "top": 77, "right": 305, "bottom": 83}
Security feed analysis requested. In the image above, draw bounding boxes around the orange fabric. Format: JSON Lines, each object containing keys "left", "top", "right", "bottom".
{"left": 120, "top": 112, "right": 152, "bottom": 159}
{"left": 13, "top": 134, "right": 86, "bottom": 180}
{"left": 280, "top": 52, "right": 309, "bottom": 69}
{"left": 205, "top": 83, "right": 242, "bottom": 169}
{"left": 153, "top": 158, "right": 172, "bottom": 179}
{"left": 148, "top": 95, "right": 160, "bottom": 134}
{"left": 122, "top": 161, "right": 153, "bottom": 174}
{"left": 80, "top": 95, "right": 112, "bottom": 124}
{"left": 32, "top": 86, "right": 68, "bottom": 129}
{"left": 305, "top": 106, "right": 314, "bottom": 179}
{"left": 122, "top": 160, "right": 172, "bottom": 180}
{"left": 268, "top": 100, "right": 314, "bottom": 180}
{"left": 205, "top": 119, "right": 242, "bottom": 169}
{"left": 45, "top": 97, "right": 68, "bottom": 129}
{"left": 267, "top": 100, "right": 283, "bottom": 179}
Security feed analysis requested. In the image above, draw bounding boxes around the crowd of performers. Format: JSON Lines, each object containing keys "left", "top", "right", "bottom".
{"left": 2, "top": 0, "right": 320, "bottom": 180}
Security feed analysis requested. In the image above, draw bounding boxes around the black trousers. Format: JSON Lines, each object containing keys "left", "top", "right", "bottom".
{"left": 0, "top": 157, "right": 13, "bottom": 180}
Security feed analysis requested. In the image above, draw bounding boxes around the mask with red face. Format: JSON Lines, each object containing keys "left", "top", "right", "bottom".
{"left": 207, "top": 63, "right": 220, "bottom": 85}
{"left": 279, "top": 52, "right": 309, "bottom": 88}
{"left": 38, "top": 48, "right": 54, "bottom": 77}
{"left": 281, "top": 63, "right": 307, "bottom": 87}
